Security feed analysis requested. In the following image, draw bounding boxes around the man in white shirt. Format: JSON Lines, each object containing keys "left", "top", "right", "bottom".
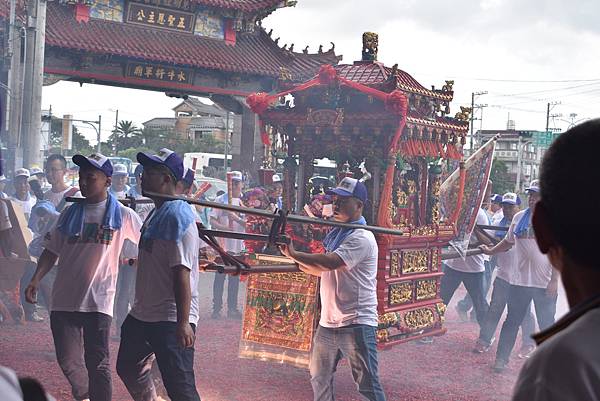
{"left": 11, "top": 168, "right": 36, "bottom": 220}
{"left": 33, "top": 155, "right": 81, "bottom": 314}
{"left": 474, "top": 193, "right": 535, "bottom": 354}
{"left": 25, "top": 153, "right": 142, "bottom": 401}
{"left": 117, "top": 149, "right": 201, "bottom": 401}
{"left": 210, "top": 170, "right": 245, "bottom": 319}
{"left": 280, "top": 177, "right": 386, "bottom": 401}
{"left": 441, "top": 207, "right": 491, "bottom": 328}
{"left": 43, "top": 154, "right": 81, "bottom": 212}
{"left": 109, "top": 164, "right": 130, "bottom": 199}
{"left": 481, "top": 180, "right": 558, "bottom": 372}
{"left": 512, "top": 119, "right": 600, "bottom": 400}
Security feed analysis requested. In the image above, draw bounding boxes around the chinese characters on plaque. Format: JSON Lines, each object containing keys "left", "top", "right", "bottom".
{"left": 134, "top": 0, "right": 192, "bottom": 11}
{"left": 126, "top": 63, "right": 194, "bottom": 84}
{"left": 126, "top": 2, "right": 194, "bottom": 32}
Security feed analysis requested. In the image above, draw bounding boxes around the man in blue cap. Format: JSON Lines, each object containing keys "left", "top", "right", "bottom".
{"left": 481, "top": 180, "right": 559, "bottom": 372}
{"left": 24, "top": 153, "right": 143, "bottom": 401}
{"left": 279, "top": 177, "right": 386, "bottom": 401}
{"left": 117, "top": 148, "right": 201, "bottom": 401}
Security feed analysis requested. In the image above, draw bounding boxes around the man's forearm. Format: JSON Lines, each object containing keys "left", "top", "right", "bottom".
{"left": 32, "top": 249, "right": 59, "bottom": 283}
{"left": 489, "top": 239, "right": 513, "bottom": 254}
{"left": 298, "top": 263, "right": 323, "bottom": 277}
{"left": 288, "top": 251, "right": 343, "bottom": 273}
{"left": 173, "top": 267, "right": 192, "bottom": 325}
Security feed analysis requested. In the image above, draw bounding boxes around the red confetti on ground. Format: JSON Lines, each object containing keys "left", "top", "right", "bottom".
{"left": 0, "top": 282, "right": 525, "bottom": 401}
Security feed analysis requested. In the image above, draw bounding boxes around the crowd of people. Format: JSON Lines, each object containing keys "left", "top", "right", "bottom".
{"left": 1, "top": 119, "right": 600, "bottom": 401}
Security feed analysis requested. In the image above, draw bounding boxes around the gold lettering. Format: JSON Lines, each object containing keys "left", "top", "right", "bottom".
{"left": 155, "top": 68, "right": 165, "bottom": 79}
{"left": 167, "top": 14, "right": 176, "bottom": 27}
{"left": 177, "top": 16, "right": 186, "bottom": 29}
{"left": 144, "top": 66, "right": 154, "bottom": 78}
{"left": 136, "top": 9, "right": 145, "bottom": 21}
{"left": 167, "top": 69, "right": 176, "bottom": 80}
{"left": 133, "top": 65, "right": 144, "bottom": 77}
{"left": 177, "top": 71, "right": 186, "bottom": 82}
{"left": 157, "top": 12, "right": 165, "bottom": 25}
{"left": 147, "top": 11, "right": 155, "bottom": 23}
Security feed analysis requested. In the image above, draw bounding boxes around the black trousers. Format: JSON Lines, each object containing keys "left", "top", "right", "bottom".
{"left": 50, "top": 311, "right": 112, "bottom": 401}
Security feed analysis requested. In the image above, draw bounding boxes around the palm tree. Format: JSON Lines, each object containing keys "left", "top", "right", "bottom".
{"left": 111, "top": 120, "right": 141, "bottom": 154}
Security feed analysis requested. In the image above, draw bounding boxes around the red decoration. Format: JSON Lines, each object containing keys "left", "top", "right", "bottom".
{"left": 258, "top": 118, "right": 271, "bottom": 146}
{"left": 317, "top": 64, "right": 338, "bottom": 85}
{"left": 224, "top": 19, "right": 236, "bottom": 46}
{"left": 385, "top": 90, "right": 408, "bottom": 116}
{"left": 74, "top": 3, "right": 90, "bottom": 23}
{"left": 246, "top": 92, "right": 272, "bottom": 114}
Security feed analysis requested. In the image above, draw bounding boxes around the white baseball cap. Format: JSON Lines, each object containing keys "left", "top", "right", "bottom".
{"left": 30, "top": 167, "right": 44, "bottom": 176}
{"left": 525, "top": 179, "right": 540, "bottom": 193}
{"left": 272, "top": 174, "right": 282, "bottom": 183}
{"left": 501, "top": 192, "right": 520, "bottom": 205}
{"left": 230, "top": 171, "right": 243, "bottom": 181}
{"left": 14, "top": 168, "right": 30, "bottom": 178}
{"left": 113, "top": 164, "right": 128, "bottom": 177}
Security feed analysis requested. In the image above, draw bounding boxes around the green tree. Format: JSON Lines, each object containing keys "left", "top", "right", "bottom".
{"left": 490, "top": 159, "right": 513, "bottom": 195}
{"left": 119, "top": 147, "right": 153, "bottom": 162}
{"left": 49, "top": 117, "right": 94, "bottom": 155}
{"left": 110, "top": 120, "right": 142, "bottom": 154}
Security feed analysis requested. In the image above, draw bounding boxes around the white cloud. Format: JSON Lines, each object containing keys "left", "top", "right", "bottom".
{"left": 43, "top": 0, "right": 600, "bottom": 144}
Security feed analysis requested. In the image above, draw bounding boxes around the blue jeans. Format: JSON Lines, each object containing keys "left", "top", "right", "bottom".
{"left": 50, "top": 311, "right": 112, "bottom": 401}
{"left": 310, "top": 325, "right": 386, "bottom": 401}
{"left": 116, "top": 315, "right": 200, "bottom": 401}
{"left": 440, "top": 265, "right": 489, "bottom": 327}
{"left": 495, "top": 285, "right": 557, "bottom": 363}
{"left": 478, "top": 277, "right": 536, "bottom": 347}
{"left": 457, "top": 260, "right": 494, "bottom": 313}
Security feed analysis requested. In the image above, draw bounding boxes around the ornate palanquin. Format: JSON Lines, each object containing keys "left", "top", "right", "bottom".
{"left": 245, "top": 33, "right": 469, "bottom": 349}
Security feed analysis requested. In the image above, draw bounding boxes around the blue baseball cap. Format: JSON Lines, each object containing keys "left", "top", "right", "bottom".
{"left": 136, "top": 148, "right": 184, "bottom": 181}
{"left": 72, "top": 153, "right": 113, "bottom": 177}
{"left": 133, "top": 164, "right": 143, "bottom": 177}
{"left": 326, "top": 177, "right": 368, "bottom": 203}
{"left": 491, "top": 194, "right": 503, "bottom": 204}
{"left": 182, "top": 168, "right": 195, "bottom": 187}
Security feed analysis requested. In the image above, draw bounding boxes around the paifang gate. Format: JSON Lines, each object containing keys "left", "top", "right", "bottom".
{"left": 8, "top": 0, "right": 341, "bottom": 173}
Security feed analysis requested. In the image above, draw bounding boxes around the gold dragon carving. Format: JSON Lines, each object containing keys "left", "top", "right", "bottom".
{"left": 401, "top": 250, "right": 430, "bottom": 274}
{"left": 404, "top": 308, "right": 435, "bottom": 330}
{"left": 416, "top": 279, "right": 438, "bottom": 301}
{"left": 389, "top": 282, "right": 413, "bottom": 305}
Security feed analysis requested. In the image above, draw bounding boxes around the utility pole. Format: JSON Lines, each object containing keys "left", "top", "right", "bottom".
{"left": 4, "top": 0, "right": 22, "bottom": 174}
{"left": 97, "top": 114, "right": 102, "bottom": 153}
{"left": 545, "top": 101, "right": 561, "bottom": 133}
{"left": 469, "top": 91, "right": 487, "bottom": 151}
{"left": 20, "top": 0, "right": 46, "bottom": 168}
{"left": 113, "top": 109, "right": 119, "bottom": 155}
{"left": 224, "top": 112, "right": 230, "bottom": 172}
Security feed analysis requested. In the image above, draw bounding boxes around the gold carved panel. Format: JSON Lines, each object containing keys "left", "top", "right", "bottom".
{"left": 401, "top": 250, "right": 430, "bottom": 274}
{"left": 416, "top": 279, "right": 437, "bottom": 301}
{"left": 404, "top": 308, "right": 435, "bottom": 330}
{"left": 389, "top": 282, "right": 413, "bottom": 306}
{"left": 390, "top": 251, "right": 400, "bottom": 277}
